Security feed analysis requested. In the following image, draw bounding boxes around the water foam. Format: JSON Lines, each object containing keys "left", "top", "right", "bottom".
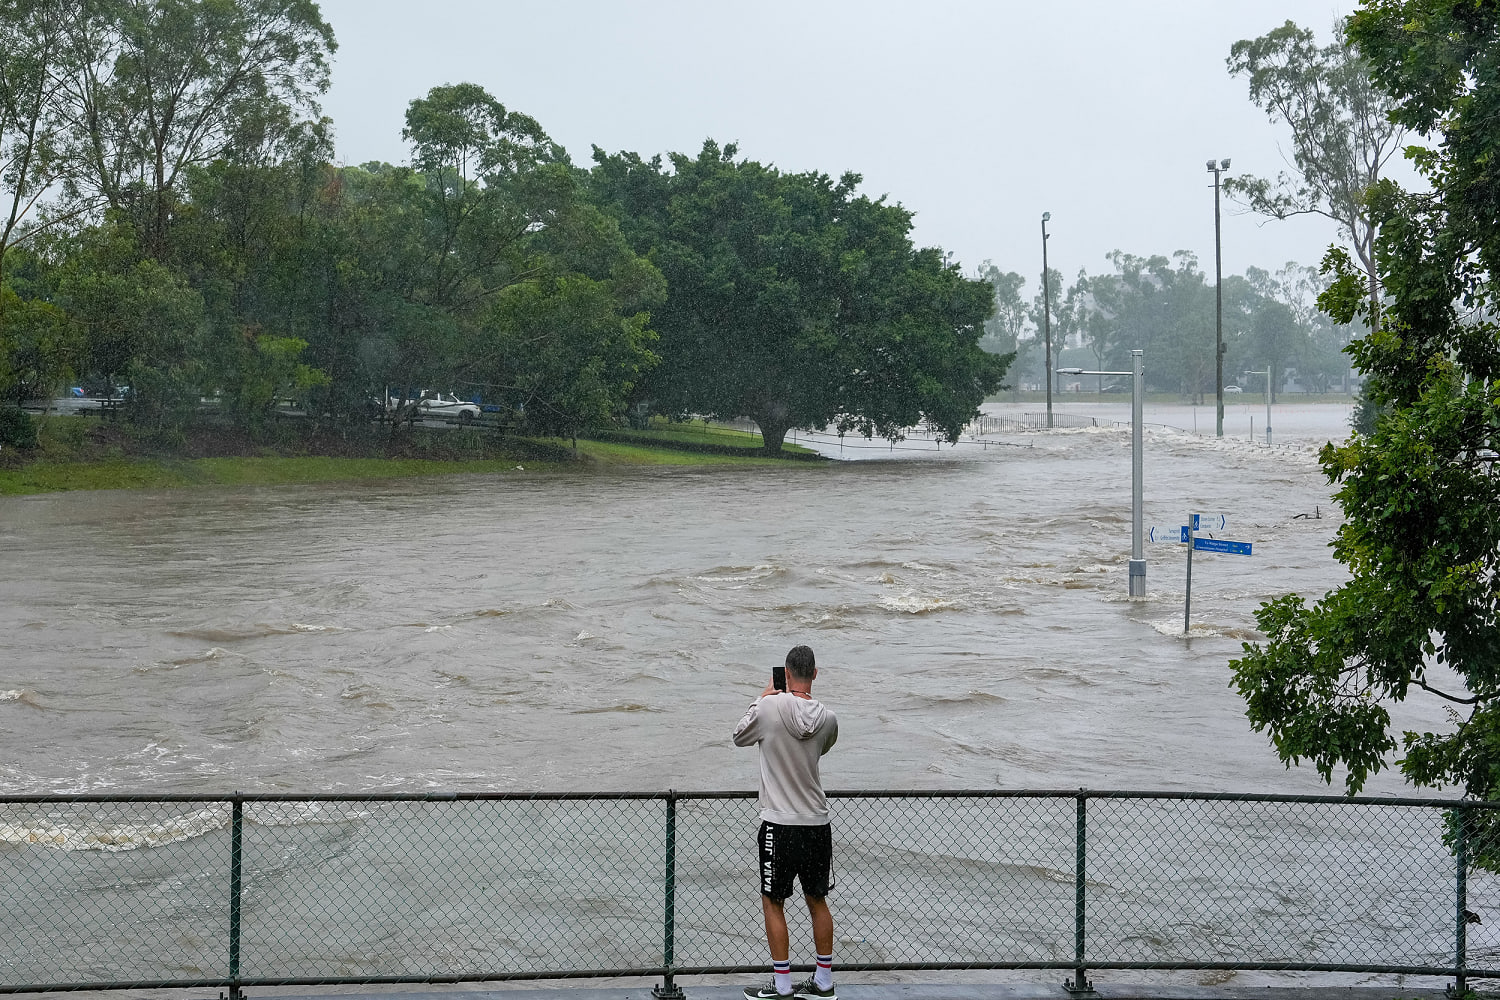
{"left": 881, "top": 592, "right": 958, "bottom": 614}
{"left": 694, "top": 564, "right": 784, "bottom": 584}
{"left": 249, "top": 801, "right": 372, "bottom": 827}
{"left": 1149, "top": 620, "right": 1232, "bottom": 638}
{"left": 0, "top": 804, "right": 229, "bottom": 852}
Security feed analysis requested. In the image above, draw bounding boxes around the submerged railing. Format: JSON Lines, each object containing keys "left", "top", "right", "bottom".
{"left": 1, "top": 790, "right": 1495, "bottom": 998}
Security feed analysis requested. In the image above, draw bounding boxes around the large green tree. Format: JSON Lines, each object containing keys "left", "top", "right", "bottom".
{"left": 381, "top": 85, "right": 661, "bottom": 435}
{"left": 1229, "top": 2, "right": 1500, "bottom": 856}
{"left": 591, "top": 140, "right": 1008, "bottom": 453}
{"left": 0, "top": 283, "right": 73, "bottom": 403}
{"left": 53, "top": 219, "right": 204, "bottom": 421}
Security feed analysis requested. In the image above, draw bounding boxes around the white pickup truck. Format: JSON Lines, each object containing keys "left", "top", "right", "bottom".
{"left": 387, "top": 391, "right": 481, "bottom": 423}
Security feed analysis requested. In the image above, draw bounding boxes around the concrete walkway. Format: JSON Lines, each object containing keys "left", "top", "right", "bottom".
{"left": 257, "top": 984, "right": 1459, "bottom": 1000}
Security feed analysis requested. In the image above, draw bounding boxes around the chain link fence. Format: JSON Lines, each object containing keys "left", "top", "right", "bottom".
{"left": 2, "top": 790, "right": 1497, "bottom": 996}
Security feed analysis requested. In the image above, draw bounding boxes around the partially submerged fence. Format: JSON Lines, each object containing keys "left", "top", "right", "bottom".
{"left": 2, "top": 790, "right": 1495, "bottom": 997}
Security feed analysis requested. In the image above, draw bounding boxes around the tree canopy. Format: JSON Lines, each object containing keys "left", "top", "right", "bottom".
{"left": 1225, "top": 19, "right": 1406, "bottom": 324}
{"left": 589, "top": 141, "right": 1009, "bottom": 453}
{"left": 1229, "top": 1, "right": 1500, "bottom": 859}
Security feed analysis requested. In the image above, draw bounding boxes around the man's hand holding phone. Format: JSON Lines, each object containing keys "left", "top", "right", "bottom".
{"left": 760, "top": 665, "right": 787, "bottom": 698}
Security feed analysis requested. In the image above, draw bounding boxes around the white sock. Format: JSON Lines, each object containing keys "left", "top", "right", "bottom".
{"left": 773, "top": 960, "right": 792, "bottom": 995}
{"left": 814, "top": 954, "right": 833, "bottom": 989}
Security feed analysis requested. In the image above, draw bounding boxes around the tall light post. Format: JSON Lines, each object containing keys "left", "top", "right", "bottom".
{"left": 1041, "top": 212, "right": 1053, "bottom": 429}
{"left": 1058, "top": 350, "right": 1146, "bottom": 597}
{"left": 1206, "top": 158, "right": 1230, "bottom": 437}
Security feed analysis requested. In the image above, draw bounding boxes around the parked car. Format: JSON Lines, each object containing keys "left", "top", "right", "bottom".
{"left": 1224, "top": 385, "right": 1243, "bottom": 394}
{"left": 387, "top": 390, "right": 481, "bottom": 423}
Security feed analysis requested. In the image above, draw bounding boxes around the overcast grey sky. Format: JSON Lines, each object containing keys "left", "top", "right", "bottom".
{"left": 315, "top": 0, "right": 1373, "bottom": 292}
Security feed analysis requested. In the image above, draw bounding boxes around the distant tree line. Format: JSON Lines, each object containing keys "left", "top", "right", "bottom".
{"left": 0, "top": 0, "right": 1007, "bottom": 454}
{"left": 969, "top": 15, "right": 1400, "bottom": 404}
{"left": 973, "top": 253, "right": 1355, "bottom": 401}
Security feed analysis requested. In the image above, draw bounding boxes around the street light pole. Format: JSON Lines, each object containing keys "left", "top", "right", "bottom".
{"left": 1206, "top": 158, "right": 1230, "bottom": 438}
{"left": 1129, "top": 349, "right": 1144, "bottom": 596}
{"left": 1057, "top": 352, "right": 1146, "bottom": 598}
{"left": 1042, "top": 212, "right": 1053, "bottom": 429}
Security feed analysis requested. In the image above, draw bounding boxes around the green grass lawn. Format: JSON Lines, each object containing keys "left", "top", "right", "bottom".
{"left": 0, "top": 419, "right": 822, "bottom": 496}
{"left": 600, "top": 418, "right": 822, "bottom": 456}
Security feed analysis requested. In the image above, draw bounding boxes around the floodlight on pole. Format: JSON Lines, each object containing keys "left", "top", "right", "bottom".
{"left": 1041, "top": 212, "right": 1053, "bottom": 429}
{"left": 1206, "top": 158, "right": 1230, "bottom": 437}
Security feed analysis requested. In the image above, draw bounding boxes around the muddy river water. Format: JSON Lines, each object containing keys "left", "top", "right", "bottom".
{"left": 3, "top": 400, "right": 1495, "bottom": 993}
{"left": 0, "top": 400, "right": 1443, "bottom": 795}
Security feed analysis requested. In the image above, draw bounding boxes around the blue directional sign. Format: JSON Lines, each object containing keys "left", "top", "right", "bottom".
{"left": 1192, "top": 537, "right": 1252, "bottom": 556}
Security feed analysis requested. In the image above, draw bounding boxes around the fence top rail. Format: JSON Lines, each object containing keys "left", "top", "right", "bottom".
{"left": 0, "top": 787, "right": 1493, "bottom": 808}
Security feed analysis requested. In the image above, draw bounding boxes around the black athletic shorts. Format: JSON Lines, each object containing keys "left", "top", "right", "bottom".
{"left": 758, "top": 820, "right": 834, "bottom": 901}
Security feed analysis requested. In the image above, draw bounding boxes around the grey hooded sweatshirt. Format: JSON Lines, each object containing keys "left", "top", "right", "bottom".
{"left": 733, "top": 692, "right": 839, "bottom": 825}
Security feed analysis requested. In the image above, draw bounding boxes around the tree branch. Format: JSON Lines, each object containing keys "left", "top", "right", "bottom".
{"left": 1416, "top": 678, "right": 1491, "bottom": 705}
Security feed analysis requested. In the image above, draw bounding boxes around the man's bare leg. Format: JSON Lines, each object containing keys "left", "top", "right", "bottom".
{"left": 762, "top": 895, "right": 790, "bottom": 962}
{"left": 805, "top": 896, "right": 832, "bottom": 956}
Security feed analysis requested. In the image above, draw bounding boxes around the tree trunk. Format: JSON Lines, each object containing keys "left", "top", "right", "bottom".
{"left": 754, "top": 401, "right": 791, "bottom": 455}
{"left": 757, "top": 420, "right": 788, "bottom": 455}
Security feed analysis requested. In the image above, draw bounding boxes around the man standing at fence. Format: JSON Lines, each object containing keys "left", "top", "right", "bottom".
{"left": 733, "top": 644, "right": 840, "bottom": 1000}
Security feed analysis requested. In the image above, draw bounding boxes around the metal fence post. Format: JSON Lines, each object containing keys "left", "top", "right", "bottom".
{"left": 1064, "top": 789, "right": 1094, "bottom": 995}
{"left": 228, "top": 796, "right": 243, "bottom": 1000}
{"left": 654, "top": 790, "right": 686, "bottom": 1000}
{"left": 1451, "top": 804, "right": 1468, "bottom": 999}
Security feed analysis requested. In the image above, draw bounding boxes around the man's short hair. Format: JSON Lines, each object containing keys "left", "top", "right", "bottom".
{"left": 785, "top": 644, "right": 816, "bottom": 682}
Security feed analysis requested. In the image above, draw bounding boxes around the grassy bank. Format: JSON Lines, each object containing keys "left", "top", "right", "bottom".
{"left": 0, "top": 416, "right": 821, "bottom": 496}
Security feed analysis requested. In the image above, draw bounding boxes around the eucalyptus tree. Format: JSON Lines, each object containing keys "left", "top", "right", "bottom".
{"left": 0, "top": 0, "right": 83, "bottom": 401}
{"left": 53, "top": 0, "right": 336, "bottom": 259}
{"left": 976, "top": 264, "right": 1027, "bottom": 354}
{"left": 1054, "top": 269, "right": 1122, "bottom": 391}
{"left": 1226, "top": 20, "right": 1405, "bottom": 327}
{"left": 0, "top": 0, "right": 84, "bottom": 293}
{"left": 976, "top": 264, "right": 1030, "bottom": 398}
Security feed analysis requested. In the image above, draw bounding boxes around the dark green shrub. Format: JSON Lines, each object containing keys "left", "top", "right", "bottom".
{"left": 0, "top": 406, "right": 38, "bottom": 449}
